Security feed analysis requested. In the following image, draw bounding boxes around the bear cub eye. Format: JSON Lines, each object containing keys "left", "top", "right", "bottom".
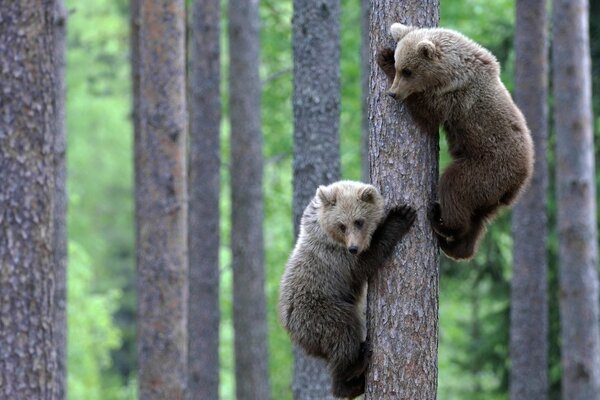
{"left": 401, "top": 67, "right": 412, "bottom": 78}
{"left": 354, "top": 219, "right": 364, "bottom": 229}
{"left": 339, "top": 224, "right": 347, "bottom": 233}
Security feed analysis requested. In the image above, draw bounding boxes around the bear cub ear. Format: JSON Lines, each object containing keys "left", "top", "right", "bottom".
{"left": 317, "top": 185, "right": 337, "bottom": 207}
{"left": 417, "top": 39, "right": 437, "bottom": 59}
{"left": 390, "top": 22, "right": 415, "bottom": 42}
{"left": 358, "top": 185, "right": 377, "bottom": 204}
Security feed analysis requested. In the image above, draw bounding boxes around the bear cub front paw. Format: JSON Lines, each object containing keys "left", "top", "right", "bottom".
{"left": 376, "top": 47, "right": 397, "bottom": 83}
{"left": 386, "top": 204, "right": 417, "bottom": 236}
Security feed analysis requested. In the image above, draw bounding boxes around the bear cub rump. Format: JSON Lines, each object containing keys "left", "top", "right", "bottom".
{"left": 377, "top": 23, "right": 534, "bottom": 260}
{"left": 278, "top": 181, "right": 416, "bottom": 398}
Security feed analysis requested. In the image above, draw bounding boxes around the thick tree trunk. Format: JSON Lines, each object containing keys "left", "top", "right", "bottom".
{"left": 552, "top": 0, "right": 600, "bottom": 399}
{"left": 187, "top": 0, "right": 221, "bottom": 399}
{"left": 292, "top": 0, "right": 341, "bottom": 398}
{"left": 365, "top": 1, "right": 439, "bottom": 399}
{"left": 134, "top": 1, "right": 188, "bottom": 399}
{"left": 53, "top": 1, "right": 68, "bottom": 399}
{"left": 229, "top": 0, "right": 271, "bottom": 398}
{"left": 510, "top": 1, "right": 549, "bottom": 399}
{"left": 0, "top": 1, "right": 57, "bottom": 398}
{"left": 361, "top": 0, "right": 371, "bottom": 182}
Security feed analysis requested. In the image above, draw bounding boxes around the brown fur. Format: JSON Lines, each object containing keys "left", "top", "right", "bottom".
{"left": 376, "top": 23, "right": 534, "bottom": 260}
{"left": 278, "top": 181, "right": 416, "bottom": 398}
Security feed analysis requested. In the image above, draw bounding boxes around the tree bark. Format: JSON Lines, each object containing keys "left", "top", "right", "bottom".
{"left": 365, "top": 1, "right": 439, "bottom": 399}
{"left": 53, "top": 1, "right": 68, "bottom": 399}
{"left": 187, "top": 0, "right": 221, "bottom": 399}
{"left": 361, "top": 0, "right": 371, "bottom": 182}
{"left": 552, "top": 0, "right": 600, "bottom": 399}
{"left": 510, "top": 1, "right": 549, "bottom": 399}
{"left": 134, "top": 1, "right": 188, "bottom": 399}
{"left": 292, "top": 0, "right": 341, "bottom": 398}
{"left": 0, "top": 1, "right": 57, "bottom": 398}
{"left": 229, "top": 0, "right": 271, "bottom": 398}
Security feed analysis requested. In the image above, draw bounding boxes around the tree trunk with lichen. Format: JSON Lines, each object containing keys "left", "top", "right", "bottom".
{"left": 134, "top": 1, "right": 188, "bottom": 399}
{"left": 0, "top": 1, "right": 57, "bottom": 398}
{"left": 365, "top": 1, "right": 439, "bottom": 399}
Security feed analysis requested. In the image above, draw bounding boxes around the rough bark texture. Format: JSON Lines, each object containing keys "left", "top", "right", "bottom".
{"left": 229, "top": 0, "right": 271, "bottom": 398}
{"left": 187, "top": 0, "right": 221, "bottom": 399}
{"left": 292, "top": 0, "right": 341, "bottom": 398}
{"left": 0, "top": 1, "right": 57, "bottom": 398}
{"left": 552, "top": 0, "right": 600, "bottom": 399}
{"left": 365, "top": 1, "right": 439, "bottom": 399}
{"left": 135, "top": 1, "right": 188, "bottom": 399}
{"left": 361, "top": 0, "right": 371, "bottom": 182}
{"left": 53, "top": 1, "right": 68, "bottom": 399}
{"left": 510, "top": 1, "right": 549, "bottom": 399}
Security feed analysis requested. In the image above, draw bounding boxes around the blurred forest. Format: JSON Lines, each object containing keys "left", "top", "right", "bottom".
{"left": 63, "top": 0, "right": 600, "bottom": 399}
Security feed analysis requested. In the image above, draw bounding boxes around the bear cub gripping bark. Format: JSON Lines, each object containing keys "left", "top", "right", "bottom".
{"left": 377, "top": 23, "right": 534, "bottom": 260}
{"left": 278, "top": 181, "right": 416, "bottom": 398}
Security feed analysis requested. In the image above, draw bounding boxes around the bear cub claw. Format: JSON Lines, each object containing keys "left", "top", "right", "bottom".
{"left": 387, "top": 204, "right": 417, "bottom": 235}
{"left": 428, "top": 202, "right": 455, "bottom": 242}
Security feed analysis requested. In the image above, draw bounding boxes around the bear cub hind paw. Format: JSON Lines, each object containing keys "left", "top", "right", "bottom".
{"left": 428, "top": 202, "right": 456, "bottom": 242}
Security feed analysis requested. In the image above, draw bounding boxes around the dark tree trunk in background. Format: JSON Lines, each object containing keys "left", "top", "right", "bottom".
{"left": 552, "top": 0, "right": 600, "bottom": 399}
{"left": 0, "top": 1, "right": 57, "bottom": 398}
{"left": 229, "top": 0, "right": 271, "bottom": 398}
{"left": 292, "top": 0, "right": 341, "bottom": 397}
{"left": 53, "top": 1, "right": 68, "bottom": 399}
{"left": 187, "top": 0, "right": 221, "bottom": 399}
{"left": 361, "top": 0, "right": 370, "bottom": 182}
{"left": 365, "top": 1, "right": 439, "bottom": 399}
{"left": 134, "top": 1, "right": 188, "bottom": 398}
{"left": 510, "top": 1, "right": 549, "bottom": 399}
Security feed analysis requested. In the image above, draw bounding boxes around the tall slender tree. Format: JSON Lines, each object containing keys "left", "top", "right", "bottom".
{"left": 365, "top": 1, "right": 439, "bottom": 399}
{"left": 292, "top": 0, "right": 341, "bottom": 397}
{"left": 361, "top": 0, "right": 371, "bottom": 182}
{"left": 134, "top": 1, "right": 188, "bottom": 398}
{"left": 53, "top": 1, "right": 69, "bottom": 399}
{"left": 229, "top": 0, "right": 271, "bottom": 398}
{"left": 510, "top": 1, "right": 549, "bottom": 399}
{"left": 187, "top": 0, "right": 221, "bottom": 399}
{"left": 0, "top": 1, "right": 57, "bottom": 398}
{"left": 552, "top": 0, "right": 600, "bottom": 399}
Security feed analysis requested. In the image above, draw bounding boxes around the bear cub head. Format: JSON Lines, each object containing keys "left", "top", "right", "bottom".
{"left": 316, "top": 181, "right": 385, "bottom": 255}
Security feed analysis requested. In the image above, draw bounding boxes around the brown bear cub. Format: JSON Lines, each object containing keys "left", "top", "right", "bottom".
{"left": 278, "top": 181, "right": 416, "bottom": 398}
{"left": 376, "top": 23, "right": 534, "bottom": 260}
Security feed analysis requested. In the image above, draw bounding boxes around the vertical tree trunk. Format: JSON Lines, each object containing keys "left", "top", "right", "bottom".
{"left": 135, "top": 1, "right": 188, "bottom": 399}
{"left": 365, "top": 1, "right": 439, "bottom": 399}
{"left": 552, "top": 0, "right": 600, "bottom": 399}
{"left": 361, "top": 0, "right": 371, "bottom": 182}
{"left": 0, "top": 1, "right": 57, "bottom": 398}
{"left": 229, "top": 0, "right": 271, "bottom": 398}
{"left": 53, "top": 1, "right": 68, "bottom": 399}
{"left": 187, "top": 0, "right": 221, "bottom": 399}
{"left": 510, "top": 1, "right": 549, "bottom": 399}
{"left": 292, "top": 0, "right": 341, "bottom": 398}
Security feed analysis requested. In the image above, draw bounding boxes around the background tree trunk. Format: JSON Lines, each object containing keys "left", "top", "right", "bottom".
{"left": 229, "top": 0, "right": 271, "bottom": 398}
{"left": 365, "top": 1, "right": 439, "bottom": 399}
{"left": 552, "top": 0, "right": 600, "bottom": 399}
{"left": 0, "top": 1, "right": 57, "bottom": 398}
{"left": 510, "top": 1, "right": 549, "bottom": 399}
{"left": 134, "top": 1, "right": 188, "bottom": 398}
{"left": 187, "top": 0, "right": 221, "bottom": 398}
{"left": 53, "top": 1, "right": 68, "bottom": 399}
{"left": 292, "top": 0, "right": 341, "bottom": 398}
{"left": 361, "top": 0, "right": 371, "bottom": 182}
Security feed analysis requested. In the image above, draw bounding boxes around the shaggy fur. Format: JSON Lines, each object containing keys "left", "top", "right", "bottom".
{"left": 377, "top": 23, "right": 534, "bottom": 260}
{"left": 278, "top": 181, "right": 416, "bottom": 398}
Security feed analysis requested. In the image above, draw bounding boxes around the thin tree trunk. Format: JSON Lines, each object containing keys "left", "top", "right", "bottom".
{"left": 361, "top": 0, "right": 370, "bottom": 182}
{"left": 292, "top": 0, "right": 341, "bottom": 397}
{"left": 510, "top": 1, "right": 549, "bottom": 399}
{"left": 53, "top": 1, "right": 68, "bottom": 399}
{"left": 229, "top": 0, "right": 271, "bottom": 398}
{"left": 135, "top": 1, "right": 188, "bottom": 399}
{"left": 187, "top": 0, "right": 221, "bottom": 399}
{"left": 0, "top": 1, "right": 57, "bottom": 398}
{"left": 365, "top": 1, "right": 439, "bottom": 399}
{"left": 552, "top": 0, "right": 600, "bottom": 399}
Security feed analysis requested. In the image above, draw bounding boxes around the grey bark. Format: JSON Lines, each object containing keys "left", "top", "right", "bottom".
{"left": 552, "top": 0, "right": 600, "bottom": 399}
{"left": 292, "top": 0, "right": 341, "bottom": 398}
{"left": 361, "top": 0, "right": 370, "bottom": 182}
{"left": 187, "top": 0, "right": 221, "bottom": 399}
{"left": 365, "top": 1, "right": 439, "bottom": 399}
{"left": 0, "top": 1, "right": 57, "bottom": 399}
{"left": 53, "top": 1, "right": 68, "bottom": 399}
{"left": 134, "top": 1, "right": 188, "bottom": 399}
{"left": 510, "top": 1, "right": 549, "bottom": 399}
{"left": 229, "top": 0, "right": 271, "bottom": 398}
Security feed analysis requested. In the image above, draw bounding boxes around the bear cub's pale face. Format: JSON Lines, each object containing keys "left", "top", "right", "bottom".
{"left": 317, "top": 181, "right": 385, "bottom": 255}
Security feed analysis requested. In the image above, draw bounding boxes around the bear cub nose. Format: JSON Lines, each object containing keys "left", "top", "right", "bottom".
{"left": 348, "top": 246, "right": 359, "bottom": 254}
{"left": 387, "top": 91, "right": 397, "bottom": 99}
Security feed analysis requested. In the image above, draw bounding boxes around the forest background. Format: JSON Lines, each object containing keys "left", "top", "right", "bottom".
{"left": 65, "top": 0, "right": 600, "bottom": 399}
